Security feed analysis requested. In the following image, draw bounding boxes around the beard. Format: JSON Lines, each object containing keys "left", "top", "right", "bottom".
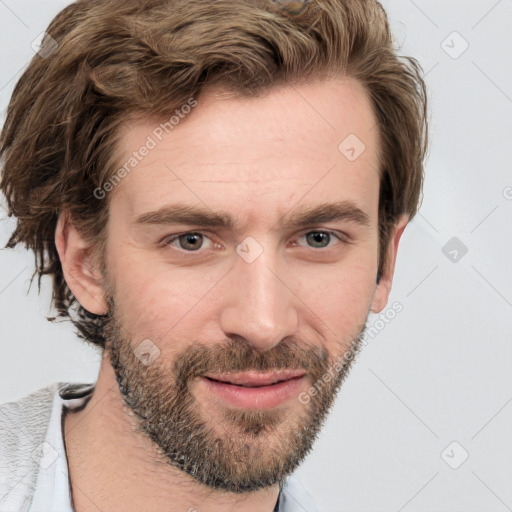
{"left": 102, "top": 289, "right": 369, "bottom": 494}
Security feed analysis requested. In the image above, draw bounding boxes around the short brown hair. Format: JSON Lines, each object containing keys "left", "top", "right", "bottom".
{"left": 0, "top": 0, "right": 429, "bottom": 349}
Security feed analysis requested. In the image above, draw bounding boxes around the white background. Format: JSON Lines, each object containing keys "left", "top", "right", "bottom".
{"left": 0, "top": 1, "right": 511, "bottom": 511}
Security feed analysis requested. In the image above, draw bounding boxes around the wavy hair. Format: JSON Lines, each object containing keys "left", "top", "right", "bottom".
{"left": 0, "top": 0, "right": 429, "bottom": 348}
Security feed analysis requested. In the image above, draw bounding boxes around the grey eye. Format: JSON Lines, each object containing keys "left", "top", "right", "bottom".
{"left": 177, "top": 233, "right": 204, "bottom": 251}
{"left": 305, "top": 231, "right": 331, "bottom": 248}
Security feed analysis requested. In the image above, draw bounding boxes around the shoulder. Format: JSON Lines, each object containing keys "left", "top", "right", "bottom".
{"left": 0, "top": 383, "right": 66, "bottom": 511}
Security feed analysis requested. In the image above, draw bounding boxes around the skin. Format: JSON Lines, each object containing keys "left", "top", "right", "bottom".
{"left": 55, "top": 76, "right": 408, "bottom": 512}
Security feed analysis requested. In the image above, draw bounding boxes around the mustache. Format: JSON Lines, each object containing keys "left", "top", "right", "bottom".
{"left": 172, "top": 336, "right": 331, "bottom": 388}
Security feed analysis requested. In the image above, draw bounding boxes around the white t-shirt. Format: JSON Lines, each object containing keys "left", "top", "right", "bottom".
{"left": 5, "top": 383, "right": 320, "bottom": 512}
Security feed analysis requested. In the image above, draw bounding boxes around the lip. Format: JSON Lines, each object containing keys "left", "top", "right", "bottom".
{"left": 202, "top": 369, "right": 306, "bottom": 387}
{"left": 199, "top": 371, "right": 307, "bottom": 409}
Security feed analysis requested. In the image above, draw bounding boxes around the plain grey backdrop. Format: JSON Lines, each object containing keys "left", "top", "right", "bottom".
{"left": 1, "top": 1, "right": 511, "bottom": 511}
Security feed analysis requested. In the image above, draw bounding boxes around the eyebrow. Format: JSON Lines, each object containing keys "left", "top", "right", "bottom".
{"left": 133, "top": 200, "right": 371, "bottom": 231}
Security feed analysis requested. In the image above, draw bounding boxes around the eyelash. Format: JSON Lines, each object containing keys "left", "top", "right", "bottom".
{"left": 161, "top": 230, "right": 350, "bottom": 253}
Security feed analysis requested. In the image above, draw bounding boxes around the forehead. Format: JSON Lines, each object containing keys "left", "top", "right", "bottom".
{"left": 110, "top": 77, "right": 380, "bottom": 224}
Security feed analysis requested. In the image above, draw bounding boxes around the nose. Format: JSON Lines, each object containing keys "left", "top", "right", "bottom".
{"left": 219, "top": 244, "right": 299, "bottom": 352}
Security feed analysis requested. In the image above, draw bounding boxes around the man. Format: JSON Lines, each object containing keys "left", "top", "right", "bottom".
{"left": 0, "top": 0, "right": 428, "bottom": 510}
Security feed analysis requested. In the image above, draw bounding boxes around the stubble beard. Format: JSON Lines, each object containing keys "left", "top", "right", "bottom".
{"left": 102, "top": 293, "right": 368, "bottom": 493}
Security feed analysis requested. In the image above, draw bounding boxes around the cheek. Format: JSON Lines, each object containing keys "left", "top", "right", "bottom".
{"left": 293, "top": 255, "right": 375, "bottom": 344}
{"left": 107, "top": 253, "right": 218, "bottom": 342}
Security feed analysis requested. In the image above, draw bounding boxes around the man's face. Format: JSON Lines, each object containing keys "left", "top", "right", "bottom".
{"left": 100, "top": 77, "right": 381, "bottom": 492}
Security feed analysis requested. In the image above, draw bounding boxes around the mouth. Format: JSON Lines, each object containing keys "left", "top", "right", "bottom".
{"left": 199, "top": 370, "right": 307, "bottom": 409}
{"left": 202, "top": 369, "right": 306, "bottom": 388}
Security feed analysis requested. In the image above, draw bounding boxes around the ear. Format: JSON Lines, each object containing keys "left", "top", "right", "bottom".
{"left": 54, "top": 210, "right": 109, "bottom": 315}
{"left": 370, "top": 214, "right": 409, "bottom": 314}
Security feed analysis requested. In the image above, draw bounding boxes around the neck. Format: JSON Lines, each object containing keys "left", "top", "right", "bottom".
{"left": 63, "top": 353, "right": 281, "bottom": 512}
